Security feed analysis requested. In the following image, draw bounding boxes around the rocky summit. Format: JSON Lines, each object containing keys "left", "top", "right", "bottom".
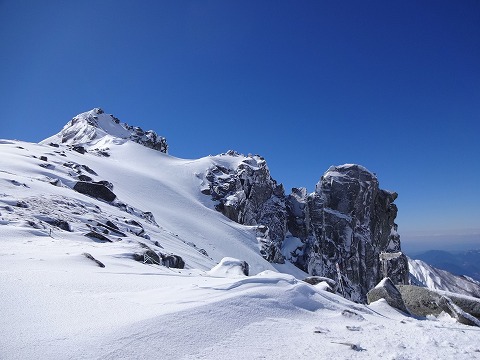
{"left": 41, "top": 108, "right": 168, "bottom": 153}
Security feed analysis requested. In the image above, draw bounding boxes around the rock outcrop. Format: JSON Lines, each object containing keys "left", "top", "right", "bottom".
{"left": 74, "top": 181, "right": 117, "bottom": 202}
{"left": 286, "top": 164, "right": 408, "bottom": 302}
{"left": 204, "top": 161, "right": 409, "bottom": 303}
{"left": 397, "top": 285, "right": 480, "bottom": 320}
{"left": 203, "top": 151, "right": 287, "bottom": 263}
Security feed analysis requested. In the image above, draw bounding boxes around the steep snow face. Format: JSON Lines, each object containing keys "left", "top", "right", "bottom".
{"left": 41, "top": 108, "right": 168, "bottom": 153}
{"left": 286, "top": 164, "right": 409, "bottom": 303}
{"left": 409, "top": 258, "right": 480, "bottom": 298}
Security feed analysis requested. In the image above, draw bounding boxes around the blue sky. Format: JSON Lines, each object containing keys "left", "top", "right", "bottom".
{"left": 1, "top": 0, "right": 479, "bottom": 252}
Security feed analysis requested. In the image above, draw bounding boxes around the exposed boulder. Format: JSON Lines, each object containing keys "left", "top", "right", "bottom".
{"left": 72, "top": 145, "right": 86, "bottom": 154}
{"left": 303, "top": 276, "right": 336, "bottom": 287}
{"left": 133, "top": 250, "right": 185, "bottom": 269}
{"left": 438, "top": 295, "right": 480, "bottom": 327}
{"left": 162, "top": 254, "right": 185, "bottom": 269}
{"left": 397, "top": 285, "right": 480, "bottom": 324}
{"left": 367, "top": 277, "right": 409, "bottom": 314}
{"left": 85, "top": 231, "right": 112, "bottom": 242}
{"left": 45, "top": 219, "right": 71, "bottom": 232}
{"left": 74, "top": 181, "right": 116, "bottom": 202}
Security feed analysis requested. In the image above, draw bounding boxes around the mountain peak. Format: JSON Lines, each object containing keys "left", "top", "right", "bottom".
{"left": 40, "top": 108, "right": 168, "bottom": 153}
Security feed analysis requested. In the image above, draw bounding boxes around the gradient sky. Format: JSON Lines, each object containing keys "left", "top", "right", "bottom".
{"left": 1, "top": 0, "right": 479, "bottom": 253}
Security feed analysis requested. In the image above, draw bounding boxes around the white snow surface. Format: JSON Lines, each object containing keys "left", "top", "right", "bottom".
{"left": 1, "top": 138, "right": 480, "bottom": 359}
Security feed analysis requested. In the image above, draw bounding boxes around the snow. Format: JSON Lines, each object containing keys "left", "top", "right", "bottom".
{"left": 409, "top": 257, "right": 480, "bottom": 298}
{"left": 208, "top": 257, "right": 248, "bottom": 277}
{"left": 1, "top": 137, "right": 480, "bottom": 359}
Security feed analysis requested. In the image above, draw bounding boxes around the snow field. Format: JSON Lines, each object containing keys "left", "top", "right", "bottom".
{"left": 1, "top": 139, "right": 480, "bottom": 359}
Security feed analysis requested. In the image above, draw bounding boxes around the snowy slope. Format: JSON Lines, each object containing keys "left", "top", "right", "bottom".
{"left": 409, "top": 257, "right": 480, "bottom": 298}
{"left": 0, "top": 139, "right": 284, "bottom": 274}
{"left": 1, "top": 112, "right": 480, "bottom": 359}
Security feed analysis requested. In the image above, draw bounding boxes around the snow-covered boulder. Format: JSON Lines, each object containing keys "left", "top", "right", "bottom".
{"left": 208, "top": 257, "right": 249, "bottom": 277}
{"left": 41, "top": 108, "right": 168, "bottom": 153}
{"left": 367, "top": 277, "right": 409, "bottom": 314}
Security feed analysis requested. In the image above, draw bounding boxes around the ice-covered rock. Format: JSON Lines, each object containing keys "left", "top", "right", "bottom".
{"left": 438, "top": 295, "right": 480, "bottom": 327}
{"left": 41, "top": 108, "right": 168, "bottom": 153}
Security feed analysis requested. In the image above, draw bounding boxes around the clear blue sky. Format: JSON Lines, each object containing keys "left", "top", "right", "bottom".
{"left": 1, "top": 0, "right": 479, "bottom": 252}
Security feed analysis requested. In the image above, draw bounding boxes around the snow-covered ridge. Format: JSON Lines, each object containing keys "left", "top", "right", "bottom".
{"left": 409, "top": 257, "right": 480, "bottom": 298}
{"left": 40, "top": 108, "right": 168, "bottom": 153}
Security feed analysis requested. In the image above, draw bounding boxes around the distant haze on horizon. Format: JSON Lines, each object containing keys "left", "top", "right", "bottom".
{"left": 1, "top": 0, "right": 479, "bottom": 253}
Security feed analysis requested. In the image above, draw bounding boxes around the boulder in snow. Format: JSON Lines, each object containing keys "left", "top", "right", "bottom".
{"left": 397, "top": 285, "right": 480, "bottom": 325}
{"left": 367, "top": 277, "right": 410, "bottom": 314}
{"left": 438, "top": 295, "right": 480, "bottom": 327}
{"left": 73, "top": 181, "right": 116, "bottom": 202}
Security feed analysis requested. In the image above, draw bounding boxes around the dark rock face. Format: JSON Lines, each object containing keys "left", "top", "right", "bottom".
{"left": 204, "top": 160, "right": 408, "bottom": 303}
{"left": 367, "top": 278, "right": 409, "bottom": 314}
{"left": 126, "top": 126, "right": 168, "bottom": 153}
{"left": 204, "top": 152, "right": 287, "bottom": 263}
{"left": 286, "top": 165, "right": 408, "bottom": 302}
{"left": 74, "top": 181, "right": 117, "bottom": 202}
